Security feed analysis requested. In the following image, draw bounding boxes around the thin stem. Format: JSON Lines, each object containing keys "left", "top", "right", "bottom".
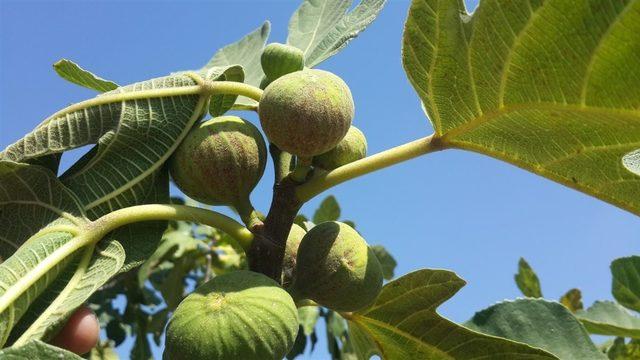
{"left": 207, "top": 81, "right": 263, "bottom": 103}
{"left": 0, "top": 233, "right": 93, "bottom": 316}
{"left": 270, "top": 144, "right": 294, "bottom": 183}
{"left": 290, "top": 156, "right": 312, "bottom": 182}
{"left": 34, "top": 80, "right": 262, "bottom": 132}
{"left": 296, "top": 135, "right": 442, "bottom": 202}
{"left": 93, "top": 204, "right": 254, "bottom": 251}
{"left": 14, "top": 244, "right": 96, "bottom": 346}
{"left": 236, "top": 198, "right": 263, "bottom": 231}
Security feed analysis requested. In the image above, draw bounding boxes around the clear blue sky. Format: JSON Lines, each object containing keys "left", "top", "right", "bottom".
{"left": 1, "top": 1, "right": 639, "bottom": 359}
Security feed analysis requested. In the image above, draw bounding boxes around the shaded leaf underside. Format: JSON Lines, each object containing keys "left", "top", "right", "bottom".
{"left": 0, "top": 162, "right": 86, "bottom": 346}
{"left": 0, "top": 66, "right": 237, "bottom": 346}
{"left": 287, "top": 0, "right": 387, "bottom": 67}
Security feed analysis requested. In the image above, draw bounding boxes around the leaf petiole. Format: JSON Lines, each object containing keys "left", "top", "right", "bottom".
{"left": 0, "top": 205, "right": 253, "bottom": 318}
{"left": 296, "top": 134, "right": 442, "bottom": 202}
{"left": 92, "top": 204, "right": 254, "bottom": 250}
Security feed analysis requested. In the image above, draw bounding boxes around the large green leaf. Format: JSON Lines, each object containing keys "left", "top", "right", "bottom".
{"left": 612, "top": 256, "right": 640, "bottom": 312}
{"left": 466, "top": 299, "right": 605, "bottom": 359}
{"left": 202, "top": 22, "right": 270, "bottom": 109}
{"left": 0, "top": 340, "right": 82, "bottom": 359}
{"left": 576, "top": 300, "right": 640, "bottom": 338}
{"left": 0, "top": 161, "right": 163, "bottom": 348}
{"left": 287, "top": 0, "right": 386, "bottom": 67}
{"left": 53, "top": 59, "right": 119, "bottom": 92}
{"left": 515, "top": 258, "right": 542, "bottom": 298}
{"left": 2, "top": 67, "right": 237, "bottom": 274}
{"left": 403, "top": 0, "right": 640, "bottom": 215}
{"left": 346, "top": 269, "right": 556, "bottom": 359}
{"left": 0, "top": 162, "right": 87, "bottom": 346}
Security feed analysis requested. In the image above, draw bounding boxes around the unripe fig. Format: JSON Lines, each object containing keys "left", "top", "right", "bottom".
{"left": 282, "top": 223, "right": 306, "bottom": 287}
{"left": 259, "top": 69, "right": 354, "bottom": 158}
{"left": 164, "top": 271, "right": 299, "bottom": 360}
{"left": 261, "top": 43, "right": 305, "bottom": 81}
{"left": 293, "top": 221, "right": 383, "bottom": 312}
{"left": 313, "top": 126, "right": 367, "bottom": 170}
{"left": 169, "top": 116, "right": 267, "bottom": 211}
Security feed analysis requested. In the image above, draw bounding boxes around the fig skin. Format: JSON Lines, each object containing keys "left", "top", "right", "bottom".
{"left": 313, "top": 126, "right": 367, "bottom": 170}
{"left": 261, "top": 43, "right": 305, "bottom": 81}
{"left": 169, "top": 116, "right": 267, "bottom": 209}
{"left": 258, "top": 69, "right": 354, "bottom": 158}
{"left": 164, "top": 271, "right": 299, "bottom": 360}
{"left": 293, "top": 221, "right": 383, "bottom": 312}
{"left": 282, "top": 223, "right": 306, "bottom": 287}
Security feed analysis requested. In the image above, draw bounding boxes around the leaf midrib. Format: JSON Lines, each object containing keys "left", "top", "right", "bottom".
{"left": 350, "top": 314, "right": 453, "bottom": 359}
{"left": 440, "top": 102, "right": 640, "bottom": 144}
{"left": 32, "top": 85, "right": 204, "bottom": 133}
{"left": 81, "top": 94, "right": 208, "bottom": 211}
{"left": 350, "top": 314, "right": 553, "bottom": 359}
{"left": 302, "top": 0, "right": 331, "bottom": 55}
{"left": 14, "top": 245, "right": 96, "bottom": 346}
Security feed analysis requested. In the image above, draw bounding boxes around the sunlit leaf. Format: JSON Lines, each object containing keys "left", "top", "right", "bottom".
{"left": 612, "top": 256, "right": 640, "bottom": 312}
{"left": 288, "top": 0, "right": 386, "bottom": 67}
{"left": 515, "top": 258, "right": 542, "bottom": 298}
{"left": 403, "top": 0, "right": 640, "bottom": 215}
{"left": 467, "top": 299, "right": 605, "bottom": 359}
{"left": 202, "top": 21, "right": 270, "bottom": 109}
{"left": 347, "top": 269, "right": 556, "bottom": 359}
{"left": 53, "top": 59, "right": 118, "bottom": 92}
{"left": 576, "top": 300, "right": 640, "bottom": 338}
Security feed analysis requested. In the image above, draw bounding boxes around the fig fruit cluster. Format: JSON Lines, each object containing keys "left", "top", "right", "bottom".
{"left": 165, "top": 271, "right": 298, "bottom": 360}
{"left": 165, "top": 58, "right": 380, "bottom": 359}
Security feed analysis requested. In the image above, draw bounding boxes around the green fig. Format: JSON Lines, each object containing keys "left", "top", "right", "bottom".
{"left": 164, "top": 271, "right": 299, "bottom": 360}
{"left": 293, "top": 221, "right": 383, "bottom": 312}
{"left": 282, "top": 223, "right": 306, "bottom": 288}
{"left": 261, "top": 43, "right": 305, "bottom": 81}
{"left": 313, "top": 126, "right": 367, "bottom": 170}
{"left": 169, "top": 116, "right": 267, "bottom": 212}
{"left": 258, "top": 69, "right": 354, "bottom": 158}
